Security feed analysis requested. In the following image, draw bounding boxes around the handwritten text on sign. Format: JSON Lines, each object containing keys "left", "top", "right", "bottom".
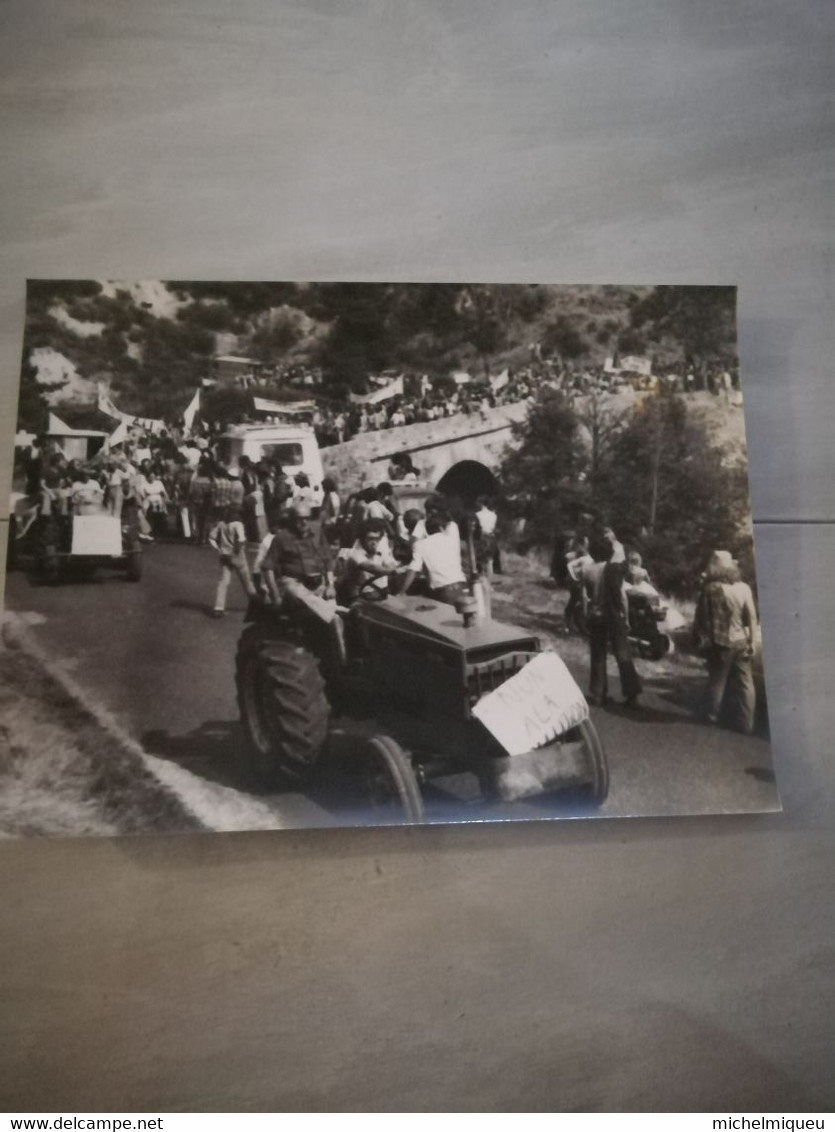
{"left": 472, "top": 651, "right": 589, "bottom": 757}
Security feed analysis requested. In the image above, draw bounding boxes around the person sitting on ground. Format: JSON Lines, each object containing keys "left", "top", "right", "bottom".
{"left": 336, "top": 519, "right": 399, "bottom": 604}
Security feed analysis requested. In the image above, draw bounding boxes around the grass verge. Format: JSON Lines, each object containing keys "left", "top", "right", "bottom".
{"left": 0, "top": 623, "right": 204, "bottom": 838}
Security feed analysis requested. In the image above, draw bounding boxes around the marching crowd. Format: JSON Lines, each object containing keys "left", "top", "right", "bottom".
{"left": 311, "top": 360, "right": 742, "bottom": 447}
{"left": 16, "top": 425, "right": 320, "bottom": 548}
{"left": 206, "top": 476, "right": 758, "bottom": 736}
{"left": 15, "top": 401, "right": 759, "bottom": 737}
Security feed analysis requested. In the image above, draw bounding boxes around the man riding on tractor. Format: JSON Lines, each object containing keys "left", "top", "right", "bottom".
{"left": 234, "top": 497, "right": 609, "bottom": 822}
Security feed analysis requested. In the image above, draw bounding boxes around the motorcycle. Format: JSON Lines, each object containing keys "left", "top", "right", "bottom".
{"left": 626, "top": 580, "right": 682, "bottom": 661}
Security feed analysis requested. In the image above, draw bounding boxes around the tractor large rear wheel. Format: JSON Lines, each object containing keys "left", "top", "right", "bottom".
{"left": 235, "top": 627, "right": 330, "bottom": 786}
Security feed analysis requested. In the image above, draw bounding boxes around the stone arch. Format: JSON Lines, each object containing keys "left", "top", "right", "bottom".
{"left": 435, "top": 459, "right": 499, "bottom": 503}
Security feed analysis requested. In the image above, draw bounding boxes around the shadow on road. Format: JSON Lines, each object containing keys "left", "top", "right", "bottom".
{"left": 143, "top": 721, "right": 252, "bottom": 790}
{"left": 139, "top": 721, "right": 434, "bottom": 823}
{"left": 139, "top": 720, "right": 549, "bottom": 826}
{"left": 169, "top": 598, "right": 219, "bottom": 618}
{"left": 603, "top": 701, "right": 694, "bottom": 725}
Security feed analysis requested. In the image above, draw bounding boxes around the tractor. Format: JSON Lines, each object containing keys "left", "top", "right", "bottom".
{"left": 234, "top": 584, "right": 609, "bottom": 824}
{"left": 8, "top": 502, "right": 143, "bottom": 584}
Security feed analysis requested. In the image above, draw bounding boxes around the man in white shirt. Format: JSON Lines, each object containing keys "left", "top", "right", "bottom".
{"left": 402, "top": 514, "right": 467, "bottom": 606}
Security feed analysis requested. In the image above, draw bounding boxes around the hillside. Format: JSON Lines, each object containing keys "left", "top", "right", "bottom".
{"left": 17, "top": 282, "right": 738, "bottom": 432}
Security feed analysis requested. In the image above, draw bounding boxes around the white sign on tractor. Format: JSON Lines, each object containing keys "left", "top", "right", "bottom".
{"left": 472, "top": 651, "right": 589, "bottom": 757}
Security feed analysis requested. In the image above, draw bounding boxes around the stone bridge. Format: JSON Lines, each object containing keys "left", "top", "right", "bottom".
{"left": 321, "top": 402, "right": 529, "bottom": 494}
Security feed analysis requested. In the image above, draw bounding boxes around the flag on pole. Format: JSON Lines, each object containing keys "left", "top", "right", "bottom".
{"left": 182, "top": 388, "right": 200, "bottom": 431}
{"left": 104, "top": 419, "right": 129, "bottom": 450}
{"left": 98, "top": 383, "right": 128, "bottom": 421}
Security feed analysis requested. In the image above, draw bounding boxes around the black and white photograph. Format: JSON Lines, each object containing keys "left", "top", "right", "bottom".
{"left": 3, "top": 280, "right": 779, "bottom": 835}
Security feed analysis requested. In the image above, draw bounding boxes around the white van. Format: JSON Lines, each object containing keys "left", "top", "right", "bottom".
{"left": 216, "top": 424, "right": 325, "bottom": 507}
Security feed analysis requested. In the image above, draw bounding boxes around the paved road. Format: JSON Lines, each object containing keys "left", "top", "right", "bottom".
{"left": 4, "top": 541, "right": 780, "bottom": 827}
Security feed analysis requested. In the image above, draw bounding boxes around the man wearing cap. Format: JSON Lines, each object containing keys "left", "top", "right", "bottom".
{"left": 260, "top": 501, "right": 337, "bottom": 625}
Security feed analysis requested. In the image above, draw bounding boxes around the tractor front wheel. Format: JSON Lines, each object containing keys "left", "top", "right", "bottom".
{"left": 579, "top": 717, "right": 609, "bottom": 803}
{"left": 125, "top": 549, "right": 143, "bottom": 582}
{"left": 235, "top": 627, "right": 330, "bottom": 787}
{"left": 360, "top": 734, "right": 425, "bottom": 824}
{"left": 39, "top": 544, "right": 61, "bottom": 585}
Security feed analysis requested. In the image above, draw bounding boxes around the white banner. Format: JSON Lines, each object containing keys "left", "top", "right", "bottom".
{"left": 348, "top": 374, "right": 404, "bottom": 405}
{"left": 97, "top": 384, "right": 166, "bottom": 434}
{"left": 472, "top": 650, "right": 589, "bottom": 756}
{"left": 253, "top": 396, "right": 316, "bottom": 415}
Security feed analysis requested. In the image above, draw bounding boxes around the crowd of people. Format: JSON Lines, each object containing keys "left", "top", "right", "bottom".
{"left": 310, "top": 359, "right": 742, "bottom": 448}
{"left": 553, "top": 523, "right": 758, "bottom": 733}
{"left": 14, "top": 394, "right": 758, "bottom": 738}
{"left": 209, "top": 477, "right": 500, "bottom": 618}
{"left": 15, "top": 424, "right": 320, "bottom": 549}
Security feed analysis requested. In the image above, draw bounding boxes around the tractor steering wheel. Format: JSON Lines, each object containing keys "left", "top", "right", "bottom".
{"left": 358, "top": 577, "right": 389, "bottom": 602}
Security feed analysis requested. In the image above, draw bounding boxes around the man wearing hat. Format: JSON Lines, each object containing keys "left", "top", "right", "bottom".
{"left": 694, "top": 550, "right": 758, "bottom": 733}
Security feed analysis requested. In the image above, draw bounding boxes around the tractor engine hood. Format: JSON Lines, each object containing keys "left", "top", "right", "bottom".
{"left": 356, "top": 594, "right": 538, "bottom": 654}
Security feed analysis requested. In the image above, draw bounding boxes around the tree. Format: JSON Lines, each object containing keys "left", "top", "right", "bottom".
{"left": 628, "top": 285, "right": 737, "bottom": 369}
{"left": 574, "top": 389, "right": 627, "bottom": 505}
{"left": 595, "top": 392, "right": 753, "bottom": 595}
{"left": 456, "top": 286, "right": 508, "bottom": 378}
{"left": 541, "top": 316, "right": 588, "bottom": 361}
{"left": 500, "top": 389, "right": 591, "bottom": 547}
{"left": 315, "top": 284, "right": 397, "bottom": 392}
{"left": 14, "top": 357, "right": 63, "bottom": 433}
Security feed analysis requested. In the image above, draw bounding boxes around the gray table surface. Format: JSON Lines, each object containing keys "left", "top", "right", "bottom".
{"left": 1, "top": 0, "right": 832, "bottom": 1112}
